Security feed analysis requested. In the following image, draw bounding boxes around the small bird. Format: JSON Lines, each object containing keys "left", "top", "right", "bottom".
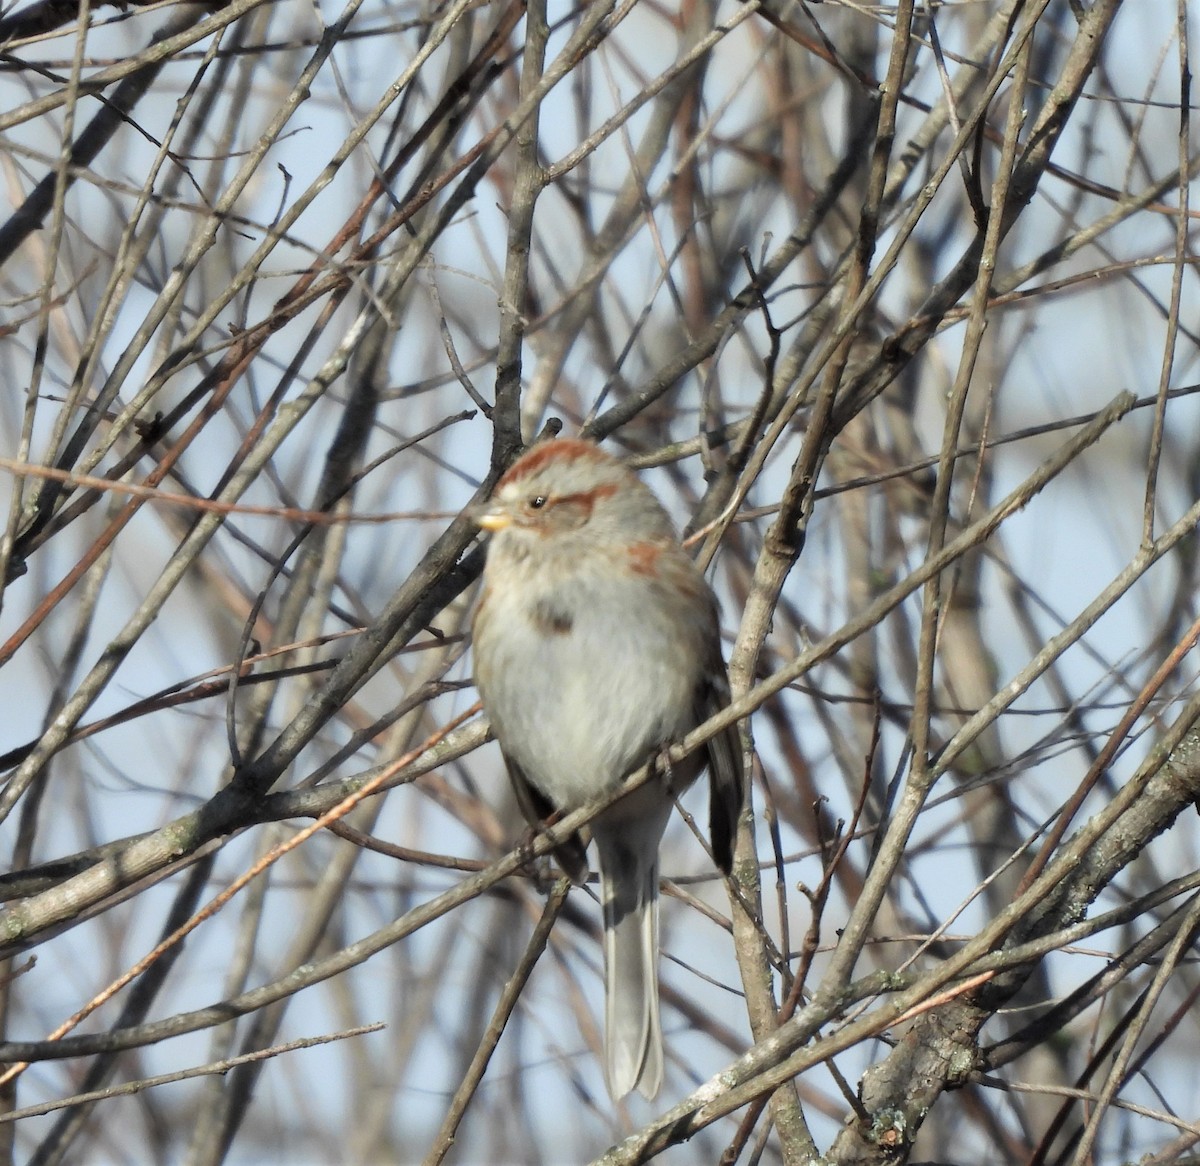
{"left": 471, "top": 438, "right": 744, "bottom": 1100}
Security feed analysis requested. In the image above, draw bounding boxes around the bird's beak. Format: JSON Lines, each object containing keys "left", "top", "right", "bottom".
{"left": 475, "top": 511, "right": 511, "bottom": 532}
{"left": 467, "top": 501, "right": 512, "bottom": 532}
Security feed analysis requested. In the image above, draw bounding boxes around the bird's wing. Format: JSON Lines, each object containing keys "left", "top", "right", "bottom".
{"left": 695, "top": 661, "right": 744, "bottom": 874}
{"left": 503, "top": 753, "right": 590, "bottom": 884}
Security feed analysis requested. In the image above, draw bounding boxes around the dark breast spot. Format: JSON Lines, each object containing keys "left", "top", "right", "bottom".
{"left": 532, "top": 598, "right": 573, "bottom": 635}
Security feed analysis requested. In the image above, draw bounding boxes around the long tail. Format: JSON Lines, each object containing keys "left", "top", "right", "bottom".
{"left": 594, "top": 812, "right": 669, "bottom": 1100}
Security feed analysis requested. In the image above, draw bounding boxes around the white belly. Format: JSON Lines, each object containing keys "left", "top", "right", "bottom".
{"left": 475, "top": 569, "right": 700, "bottom": 811}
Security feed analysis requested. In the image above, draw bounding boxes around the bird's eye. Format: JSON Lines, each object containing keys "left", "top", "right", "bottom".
{"left": 527, "top": 495, "right": 548, "bottom": 510}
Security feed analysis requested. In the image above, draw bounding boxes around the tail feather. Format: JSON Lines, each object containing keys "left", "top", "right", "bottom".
{"left": 595, "top": 819, "right": 667, "bottom": 1100}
